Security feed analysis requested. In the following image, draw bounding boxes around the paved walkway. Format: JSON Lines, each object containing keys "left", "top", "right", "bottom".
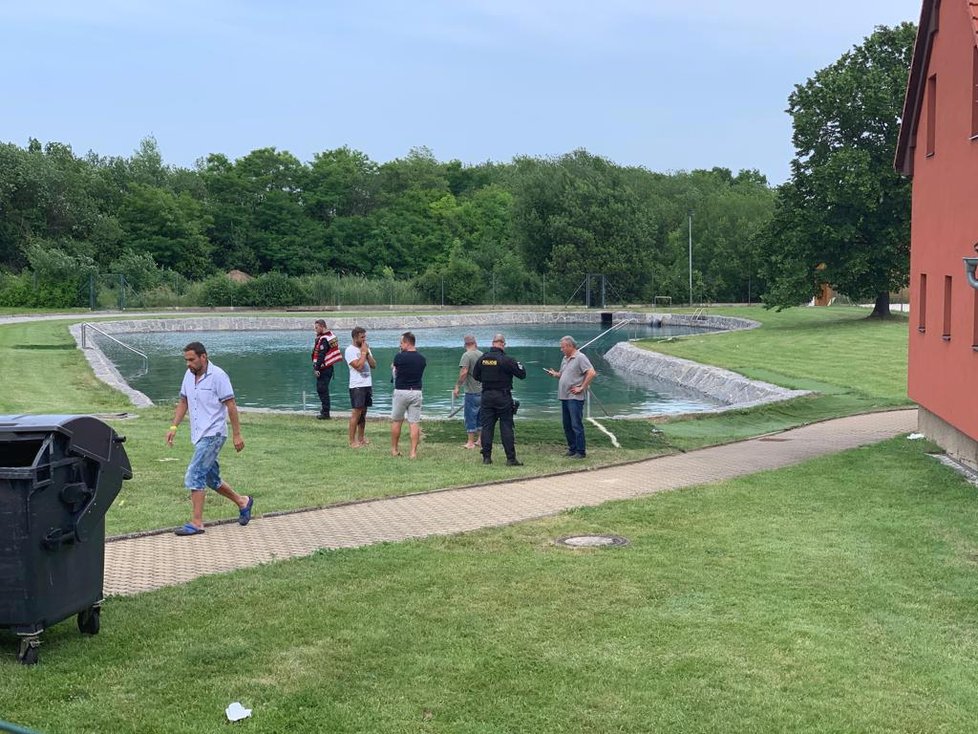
{"left": 104, "top": 409, "right": 917, "bottom": 597}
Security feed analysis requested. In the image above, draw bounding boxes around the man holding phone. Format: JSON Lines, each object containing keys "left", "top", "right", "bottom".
{"left": 544, "top": 336, "right": 597, "bottom": 459}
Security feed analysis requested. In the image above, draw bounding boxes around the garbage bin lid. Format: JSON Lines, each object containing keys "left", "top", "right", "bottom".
{"left": 0, "top": 414, "right": 89, "bottom": 431}
{"left": 0, "top": 414, "right": 131, "bottom": 469}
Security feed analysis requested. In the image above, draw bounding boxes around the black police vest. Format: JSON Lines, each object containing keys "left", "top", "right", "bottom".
{"left": 478, "top": 350, "right": 512, "bottom": 391}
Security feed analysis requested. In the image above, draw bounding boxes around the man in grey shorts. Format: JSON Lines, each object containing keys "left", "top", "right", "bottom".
{"left": 391, "top": 331, "right": 427, "bottom": 458}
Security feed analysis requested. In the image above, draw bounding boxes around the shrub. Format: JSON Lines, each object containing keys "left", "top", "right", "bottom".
{"left": 236, "top": 272, "right": 305, "bottom": 308}
{"left": 190, "top": 274, "right": 240, "bottom": 308}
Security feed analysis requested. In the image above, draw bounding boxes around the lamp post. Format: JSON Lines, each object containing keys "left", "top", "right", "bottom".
{"left": 687, "top": 210, "right": 693, "bottom": 308}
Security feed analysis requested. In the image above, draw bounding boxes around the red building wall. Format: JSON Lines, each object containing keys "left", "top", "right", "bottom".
{"left": 909, "top": 0, "right": 978, "bottom": 440}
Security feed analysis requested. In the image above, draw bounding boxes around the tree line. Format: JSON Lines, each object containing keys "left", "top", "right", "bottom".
{"left": 0, "top": 138, "right": 774, "bottom": 308}
{"left": 0, "top": 22, "right": 916, "bottom": 312}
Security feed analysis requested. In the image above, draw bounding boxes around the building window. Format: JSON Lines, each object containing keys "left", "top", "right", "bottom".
{"left": 919, "top": 273, "right": 927, "bottom": 332}
{"left": 943, "top": 275, "right": 952, "bottom": 340}
{"left": 972, "top": 47, "right": 978, "bottom": 139}
{"left": 927, "top": 74, "right": 937, "bottom": 156}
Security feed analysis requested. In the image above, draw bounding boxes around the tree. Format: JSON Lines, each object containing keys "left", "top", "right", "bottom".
{"left": 759, "top": 23, "right": 916, "bottom": 316}
{"left": 304, "top": 146, "right": 378, "bottom": 224}
{"left": 198, "top": 148, "right": 325, "bottom": 274}
{"left": 117, "top": 184, "right": 213, "bottom": 278}
{"left": 510, "top": 150, "right": 657, "bottom": 302}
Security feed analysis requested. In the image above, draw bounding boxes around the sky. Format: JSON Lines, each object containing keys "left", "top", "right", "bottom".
{"left": 0, "top": 0, "right": 923, "bottom": 184}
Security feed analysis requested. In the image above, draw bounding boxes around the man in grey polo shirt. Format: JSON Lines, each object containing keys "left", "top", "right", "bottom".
{"left": 545, "top": 336, "right": 597, "bottom": 459}
{"left": 165, "top": 341, "right": 253, "bottom": 536}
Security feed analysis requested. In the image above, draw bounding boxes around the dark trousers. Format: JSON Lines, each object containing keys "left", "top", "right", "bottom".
{"left": 481, "top": 389, "right": 516, "bottom": 461}
{"left": 561, "top": 398, "right": 586, "bottom": 456}
{"left": 316, "top": 366, "right": 334, "bottom": 416}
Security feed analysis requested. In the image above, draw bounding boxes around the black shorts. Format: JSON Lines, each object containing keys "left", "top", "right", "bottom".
{"left": 349, "top": 386, "right": 373, "bottom": 409}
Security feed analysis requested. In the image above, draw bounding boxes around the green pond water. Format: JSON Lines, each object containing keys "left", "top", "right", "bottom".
{"left": 102, "top": 323, "right": 725, "bottom": 418}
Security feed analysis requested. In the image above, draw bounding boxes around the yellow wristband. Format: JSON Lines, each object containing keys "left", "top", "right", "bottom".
{"left": 169, "top": 425, "right": 179, "bottom": 431}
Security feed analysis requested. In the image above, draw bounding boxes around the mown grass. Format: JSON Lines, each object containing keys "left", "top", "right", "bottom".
{"left": 644, "top": 305, "right": 910, "bottom": 403}
{"left": 0, "top": 318, "right": 671, "bottom": 536}
{"left": 634, "top": 306, "right": 912, "bottom": 448}
{"left": 0, "top": 308, "right": 912, "bottom": 535}
{"left": 4, "top": 437, "right": 978, "bottom": 733}
{"left": 107, "top": 409, "right": 671, "bottom": 535}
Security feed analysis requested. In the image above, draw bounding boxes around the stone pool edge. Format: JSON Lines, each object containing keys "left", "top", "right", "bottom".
{"left": 69, "top": 310, "right": 805, "bottom": 414}
{"left": 602, "top": 342, "right": 810, "bottom": 416}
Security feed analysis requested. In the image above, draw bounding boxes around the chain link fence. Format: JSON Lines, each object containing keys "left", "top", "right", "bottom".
{"left": 0, "top": 270, "right": 654, "bottom": 312}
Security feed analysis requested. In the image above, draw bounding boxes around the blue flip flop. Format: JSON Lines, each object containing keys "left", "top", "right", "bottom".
{"left": 175, "top": 523, "right": 205, "bottom": 536}
{"left": 239, "top": 496, "right": 254, "bottom": 526}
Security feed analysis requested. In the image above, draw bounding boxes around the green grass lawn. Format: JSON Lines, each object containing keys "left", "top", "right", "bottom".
{"left": 645, "top": 305, "right": 910, "bottom": 403}
{"left": 0, "top": 308, "right": 912, "bottom": 535}
{"left": 4, "top": 437, "right": 977, "bottom": 733}
{"left": 639, "top": 306, "right": 912, "bottom": 448}
{"left": 107, "top": 409, "right": 671, "bottom": 535}
{"left": 2, "top": 306, "right": 955, "bottom": 733}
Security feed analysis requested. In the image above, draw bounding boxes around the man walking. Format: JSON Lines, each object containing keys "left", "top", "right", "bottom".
{"left": 473, "top": 333, "right": 526, "bottom": 466}
{"left": 453, "top": 334, "right": 483, "bottom": 449}
{"left": 545, "top": 336, "right": 597, "bottom": 459}
{"left": 346, "top": 326, "right": 377, "bottom": 448}
{"left": 391, "top": 331, "right": 426, "bottom": 458}
{"left": 165, "top": 341, "right": 254, "bottom": 536}
{"left": 312, "top": 318, "right": 342, "bottom": 419}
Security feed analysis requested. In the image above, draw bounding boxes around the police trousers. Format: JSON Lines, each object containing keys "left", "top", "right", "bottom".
{"left": 481, "top": 389, "right": 516, "bottom": 461}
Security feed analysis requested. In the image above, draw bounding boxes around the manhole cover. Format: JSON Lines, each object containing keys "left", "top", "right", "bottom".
{"left": 555, "top": 535, "right": 629, "bottom": 548}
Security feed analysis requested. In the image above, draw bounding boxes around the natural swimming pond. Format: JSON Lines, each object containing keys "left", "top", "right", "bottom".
{"left": 100, "top": 322, "right": 725, "bottom": 418}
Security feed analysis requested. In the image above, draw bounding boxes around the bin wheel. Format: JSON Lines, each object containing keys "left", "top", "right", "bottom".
{"left": 78, "top": 607, "right": 101, "bottom": 635}
{"left": 17, "top": 638, "right": 40, "bottom": 666}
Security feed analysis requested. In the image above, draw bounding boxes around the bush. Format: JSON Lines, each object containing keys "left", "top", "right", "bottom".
{"left": 298, "top": 273, "right": 427, "bottom": 306}
{"left": 190, "top": 274, "right": 240, "bottom": 308}
{"left": 236, "top": 272, "right": 305, "bottom": 308}
{"left": 109, "top": 250, "right": 163, "bottom": 292}
{"left": 0, "top": 271, "right": 88, "bottom": 308}
{"left": 0, "top": 273, "right": 35, "bottom": 307}
{"left": 417, "top": 257, "right": 484, "bottom": 305}
{"left": 129, "top": 285, "right": 186, "bottom": 308}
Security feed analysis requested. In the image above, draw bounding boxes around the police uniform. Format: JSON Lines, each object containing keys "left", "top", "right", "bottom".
{"left": 472, "top": 345, "right": 526, "bottom": 464}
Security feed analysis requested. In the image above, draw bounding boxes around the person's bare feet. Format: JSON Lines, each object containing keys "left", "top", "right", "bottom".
{"left": 463, "top": 443, "right": 476, "bottom": 449}
{"left": 391, "top": 450, "right": 401, "bottom": 457}
{"left": 409, "top": 452, "right": 417, "bottom": 460}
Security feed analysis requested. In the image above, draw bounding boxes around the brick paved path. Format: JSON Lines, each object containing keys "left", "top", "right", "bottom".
{"left": 104, "top": 409, "right": 916, "bottom": 596}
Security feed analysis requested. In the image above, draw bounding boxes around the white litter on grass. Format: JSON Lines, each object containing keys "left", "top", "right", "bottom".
{"left": 907, "top": 433, "right": 925, "bottom": 440}
{"left": 587, "top": 417, "right": 620, "bottom": 449}
{"left": 226, "top": 702, "right": 252, "bottom": 722}
{"left": 157, "top": 457, "right": 179, "bottom": 462}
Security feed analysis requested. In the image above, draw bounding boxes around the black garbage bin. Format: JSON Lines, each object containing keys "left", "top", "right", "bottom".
{"left": 0, "top": 415, "right": 132, "bottom": 665}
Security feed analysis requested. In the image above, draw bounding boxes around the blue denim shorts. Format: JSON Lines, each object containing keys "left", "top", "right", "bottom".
{"left": 463, "top": 392, "right": 482, "bottom": 433}
{"left": 184, "top": 434, "right": 226, "bottom": 491}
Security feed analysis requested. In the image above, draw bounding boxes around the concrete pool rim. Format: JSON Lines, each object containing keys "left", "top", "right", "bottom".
{"left": 67, "top": 310, "right": 810, "bottom": 413}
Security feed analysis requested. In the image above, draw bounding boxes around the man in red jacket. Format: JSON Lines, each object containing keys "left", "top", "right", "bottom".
{"left": 312, "top": 319, "right": 342, "bottom": 419}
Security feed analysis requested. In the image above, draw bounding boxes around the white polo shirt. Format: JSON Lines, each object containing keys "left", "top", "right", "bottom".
{"left": 180, "top": 362, "right": 235, "bottom": 444}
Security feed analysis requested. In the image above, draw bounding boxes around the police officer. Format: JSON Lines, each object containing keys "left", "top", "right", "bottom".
{"left": 472, "top": 333, "right": 527, "bottom": 466}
